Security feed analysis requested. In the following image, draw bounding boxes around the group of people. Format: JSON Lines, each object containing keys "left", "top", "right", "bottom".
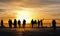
{"left": 31, "top": 19, "right": 44, "bottom": 28}
{"left": 8, "top": 19, "right": 26, "bottom": 28}
{"left": 31, "top": 19, "right": 56, "bottom": 30}
{"left": 0, "top": 19, "right": 26, "bottom": 28}
{"left": 0, "top": 19, "right": 56, "bottom": 30}
{"left": 32, "top": 19, "right": 56, "bottom": 30}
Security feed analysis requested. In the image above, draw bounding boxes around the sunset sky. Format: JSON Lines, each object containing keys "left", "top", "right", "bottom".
{"left": 0, "top": 0, "right": 60, "bottom": 23}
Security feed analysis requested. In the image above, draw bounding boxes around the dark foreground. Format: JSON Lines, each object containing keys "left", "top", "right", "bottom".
{"left": 23, "top": 28, "right": 60, "bottom": 36}
{"left": 0, "top": 27, "right": 60, "bottom": 36}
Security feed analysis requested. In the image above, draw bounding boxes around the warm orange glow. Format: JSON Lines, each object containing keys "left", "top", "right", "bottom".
{"left": 16, "top": 8, "right": 45, "bottom": 24}
{"left": 16, "top": 8, "right": 32, "bottom": 23}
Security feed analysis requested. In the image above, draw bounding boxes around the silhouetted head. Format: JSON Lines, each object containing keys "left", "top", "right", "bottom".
{"left": 35, "top": 20, "right": 36, "bottom": 21}
{"left": 31, "top": 19, "right": 33, "bottom": 21}
{"left": 38, "top": 19, "right": 39, "bottom": 21}
{"left": 18, "top": 20, "right": 21, "bottom": 22}
{"left": 1, "top": 19, "right": 3, "bottom": 21}
{"left": 23, "top": 19, "right": 26, "bottom": 22}
{"left": 9, "top": 19, "right": 11, "bottom": 21}
{"left": 18, "top": 20, "right": 20, "bottom": 21}
{"left": 14, "top": 19, "right": 16, "bottom": 20}
{"left": 32, "top": 19, "right": 33, "bottom": 20}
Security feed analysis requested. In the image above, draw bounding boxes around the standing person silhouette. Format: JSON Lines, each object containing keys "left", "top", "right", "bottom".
{"left": 18, "top": 20, "right": 21, "bottom": 28}
{"left": 52, "top": 19, "right": 56, "bottom": 30}
{"left": 13, "top": 19, "right": 17, "bottom": 28}
{"left": 38, "top": 20, "right": 40, "bottom": 28}
{"left": 8, "top": 19, "right": 12, "bottom": 28}
{"left": 40, "top": 18, "right": 44, "bottom": 28}
{"left": 23, "top": 19, "right": 26, "bottom": 28}
{"left": 1, "top": 20, "right": 4, "bottom": 27}
{"left": 31, "top": 19, "right": 34, "bottom": 28}
{"left": 34, "top": 20, "right": 37, "bottom": 24}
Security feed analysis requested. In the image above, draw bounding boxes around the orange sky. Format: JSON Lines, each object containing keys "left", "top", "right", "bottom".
{"left": 0, "top": 0, "right": 60, "bottom": 23}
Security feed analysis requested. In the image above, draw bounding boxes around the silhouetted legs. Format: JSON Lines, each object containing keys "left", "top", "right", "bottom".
{"left": 40, "top": 19, "right": 43, "bottom": 28}
{"left": 18, "top": 24, "right": 21, "bottom": 28}
{"left": 23, "top": 19, "right": 26, "bottom": 28}
{"left": 13, "top": 19, "right": 17, "bottom": 28}
{"left": 52, "top": 19, "right": 56, "bottom": 30}
{"left": 33, "top": 20, "right": 37, "bottom": 28}
{"left": 31, "top": 19, "right": 34, "bottom": 28}
{"left": 34, "top": 20, "right": 37, "bottom": 24}
{"left": 18, "top": 20, "right": 21, "bottom": 28}
{"left": 38, "top": 20, "right": 40, "bottom": 28}
{"left": 1, "top": 20, "right": 4, "bottom": 27}
{"left": 8, "top": 19, "right": 12, "bottom": 28}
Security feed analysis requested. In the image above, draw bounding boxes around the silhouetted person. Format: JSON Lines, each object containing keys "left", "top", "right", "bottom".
{"left": 40, "top": 19, "right": 44, "bottom": 27}
{"left": 1, "top": 20, "right": 4, "bottom": 27}
{"left": 18, "top": 20, "right": 21, "bottom": 28}
{"left": 52, "top": 19, "right": 56, "bottom": 30}
{"left": 23, "top": 19, "right": 26, "bottom": 28}
{"left": 31, "top": 19, "right": 34, "bottom": 28}
{"left": 8, "top": 19, "right": 12, "bottom": 28}
{"left": 38, "top": 20, "right": 40, "bottom": 28}
{"left": 34, "top": 20, "right": 37, "bottom": 24}
{"left": 13, "top": 19, "right": 17, "bottom": 28}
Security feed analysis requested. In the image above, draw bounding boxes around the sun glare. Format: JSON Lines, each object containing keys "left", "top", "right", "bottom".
{"left": 16, "top": 9, "right": 32, "bottom": 23}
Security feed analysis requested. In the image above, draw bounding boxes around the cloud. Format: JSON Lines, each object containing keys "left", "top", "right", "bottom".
{"left": 0, "top": 0, "right": 60, "bottom": 19}
{"left": 13, "top": 0, "right": 60, "bottom": 8}
{"left": 0, "top": 0, "right": 21, "bottom": 2}
{"left": 0, "top": 9, "right": 6, "bottom": 12}
{"left": 0, "top": 0, "right": 60, "bottom": 8}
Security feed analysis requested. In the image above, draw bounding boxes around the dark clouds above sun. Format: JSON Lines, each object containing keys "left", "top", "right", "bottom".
{"left": 0, "top": 0, "right": 60, "bottom": 20}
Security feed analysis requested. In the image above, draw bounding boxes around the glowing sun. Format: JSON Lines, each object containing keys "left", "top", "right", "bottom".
{"left": 16, "top": 9, "right": 32, "bottom": 23}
